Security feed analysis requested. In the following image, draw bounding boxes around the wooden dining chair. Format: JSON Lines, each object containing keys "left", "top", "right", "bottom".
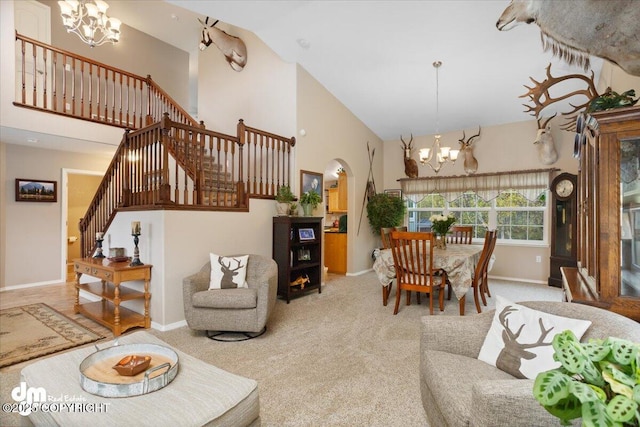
{"left": 393, "top": 226, "right": 408, "bottom": 232}
{"left": 466, "top": 230, "right": 497, "bottom": 314}
{"left": 480, "top": 230, "right": 498, "bottom": 302}
{"left": 380, "top": 227, "right": 394, "bottom": 249}
{"left": 389, "top": 231, "right": 447, "bottom": 315}
{"left": 447, "top": 225, "right": 473, "bottom": 244}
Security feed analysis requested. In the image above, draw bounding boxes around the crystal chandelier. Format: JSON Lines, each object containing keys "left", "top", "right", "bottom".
{"left": 58, "top": 0, "right": 122, "bottom": 47}
{"left": 419, "top": 61, "right": 459, "bottom": 174}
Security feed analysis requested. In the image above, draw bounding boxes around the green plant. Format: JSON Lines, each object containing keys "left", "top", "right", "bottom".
{"left": 275, "top": 185, "right": 295, "bottom": 203}
{"left": 366, "top": 193, "right": 406, "bottom": 235}
{"left": 429, "top": 213, "right": 456, "bottom": 236}
{"left": 300, "top": 191, "right": 322, "bottom": 208}
{"left": 533, "top": 330, "right": 640, "bottom": 427}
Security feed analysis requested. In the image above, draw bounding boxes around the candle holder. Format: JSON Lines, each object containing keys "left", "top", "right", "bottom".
{"left": 130, "top": 233, "right": 144, "bottom": 266}
{"left": 93, "top": 235, "right": 105, "bottom": 258}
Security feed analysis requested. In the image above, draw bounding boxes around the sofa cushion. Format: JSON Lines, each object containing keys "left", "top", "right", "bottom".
{"left": 478, "top": 296, "right": 592, "bottom": 379}
{"left": 192, "top": 288, "right": 257, "bottom": 309}
{"left": 421, "top": 349, "right": 515, "bottom": 427}
{"left": 209, "top": 254, "right": 249, "bottom": 289}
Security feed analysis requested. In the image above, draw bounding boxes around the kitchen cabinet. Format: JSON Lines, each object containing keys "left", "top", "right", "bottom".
{"left": 327, "top": 172, "right": 347, "bottom": 213}
{"left": 325, "top": 232, "right": 347, "bottom": 274}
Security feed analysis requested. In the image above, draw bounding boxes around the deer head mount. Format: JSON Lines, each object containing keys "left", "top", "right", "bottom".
{"left": 458, "top": 127, "right": 481, "bottom": 175}
{"left": 496, "top": 0, "right": 640, "bottom": 77}
{"left": 199, "top": 17, "right": 247, "bottom": 72}
{"left": 401, "top": 134, "right": 418, "bottom": 178}
{"left": 534, "top": 114, "right": 558, "bottom": 165}
{"left": 217, "top": 256, "right": 245, "bottom": 289}
{"left": 495, "top": 306, "right": 555, "bottom": 379}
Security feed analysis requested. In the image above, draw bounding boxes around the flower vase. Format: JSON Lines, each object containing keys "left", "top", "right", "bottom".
{"left": 302, "top": 203, "right": 313, "bottom": 216}
{"left": 435, "top": 234, "right": 447, "bottom": 250}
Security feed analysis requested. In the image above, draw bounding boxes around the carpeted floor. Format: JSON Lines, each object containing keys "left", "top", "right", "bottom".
{"left": 0, "top": 303, "right": 103, "bottom": 368}
{"left": 0, "top": 272, "right": 562, "bottom": 427}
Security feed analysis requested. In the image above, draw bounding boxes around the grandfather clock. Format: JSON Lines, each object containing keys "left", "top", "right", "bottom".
{"left": 548, "top": 173, "right": 578, "bottom": 287}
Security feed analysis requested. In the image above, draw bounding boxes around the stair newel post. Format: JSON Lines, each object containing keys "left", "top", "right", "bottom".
{"left": 237, "top": 119, "right": 247, "bottom": 201}
{"left": 288, "top": 136, "right": 296, "bottom": 190}
{"left": 158, "top": 114, "right": 172, "bottom": 204}
{"left": 122, "top": 129, "right": 132, "bottom": 207}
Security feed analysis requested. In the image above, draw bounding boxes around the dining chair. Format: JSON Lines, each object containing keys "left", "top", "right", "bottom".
{"left": 480, "top": 229, "right": 498, "bottom": 302}
{"left": 393, "top": 226, "right": 408, "bottom": 232}
{"left": 389, "top": 231, "right": 447, "bottom": 315}
{"left": 380, "top": 227, "right": 394, "bottom": 249}
{"left": 466, "top": 230, "right": 497, "bottom": 314}
{"left": 447, "top": 225, "right": 473, "bottom": 244}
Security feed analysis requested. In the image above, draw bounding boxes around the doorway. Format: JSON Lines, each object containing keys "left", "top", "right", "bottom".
{"left": 324, "top": 160, "right": 350, "bottom": 276}
{"left": 61, "top": 169, "right": 103, "bottom": 282}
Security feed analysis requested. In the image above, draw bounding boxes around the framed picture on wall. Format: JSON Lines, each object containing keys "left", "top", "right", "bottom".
{"left": 300, "top": 170, "right": 323, "bottom": 197}
{"left": 15, "top": 178, "right": 57, "bottom": 202}
{"left": 385, "top": 189, "right": 402, "bottom": 199}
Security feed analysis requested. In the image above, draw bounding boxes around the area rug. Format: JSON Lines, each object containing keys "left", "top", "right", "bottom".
{"left": 0, "top": 303, "right": 103, "bottom": 368}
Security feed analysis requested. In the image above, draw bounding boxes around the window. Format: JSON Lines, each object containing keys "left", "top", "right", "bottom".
{"left": 406, "top": 190, "right": 547, "bottom": 244}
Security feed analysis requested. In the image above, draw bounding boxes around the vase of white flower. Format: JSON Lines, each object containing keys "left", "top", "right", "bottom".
{"left": 429, "top": 213, "right": 456, "bottom": 249}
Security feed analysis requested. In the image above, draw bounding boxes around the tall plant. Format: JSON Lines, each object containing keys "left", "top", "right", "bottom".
{"left": 533, "top": 330, "right": 640, "bottom": 427}
{"left": 366, "top": 193, "right": 406, "bottom": 235}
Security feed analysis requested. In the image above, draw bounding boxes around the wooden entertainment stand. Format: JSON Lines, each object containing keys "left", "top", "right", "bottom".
{"left": 73, "top": 258, "right": 152, "bottom": 336}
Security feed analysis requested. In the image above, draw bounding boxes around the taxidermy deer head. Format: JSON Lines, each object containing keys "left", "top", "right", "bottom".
{"left": 496, "top": 0, "right": 640, "bottom": 76}
{"left": 199, "top": 17, "right": 247, "bottom": 72}
{"left": 401, "top": 134, "right": 419, "bottom": 178}
{"left": 458, "top": 127, "right": 481, "bottom": 175}
{"left": 534, "top": 114, "right": 558, "bottom": 165}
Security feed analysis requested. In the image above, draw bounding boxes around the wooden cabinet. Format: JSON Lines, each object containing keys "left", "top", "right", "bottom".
{"left": 325, "top": 232, "right": 347, "bottom": 274}
{"left": 327, "top": 172, "right": 347, "bottom": 213}
{"left": 272, "top": 216, "right": 323, "bottom": 303}
{"left": 74, "top": 258, "right": 152, "bottom": 336}
{"left": 563, "top": 106, "right": 640, "bottom": 321}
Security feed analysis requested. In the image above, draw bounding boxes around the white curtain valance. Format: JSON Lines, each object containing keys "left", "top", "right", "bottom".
{"left": 399, "top": 168, "right": 558, "bottom": 202}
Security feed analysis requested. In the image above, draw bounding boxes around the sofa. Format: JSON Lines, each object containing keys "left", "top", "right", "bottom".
{"left": 183, "top": 254, "right": 278, "bottom": 336}
{"left": 420, "top": 301, "right": 640, "bottom": 427}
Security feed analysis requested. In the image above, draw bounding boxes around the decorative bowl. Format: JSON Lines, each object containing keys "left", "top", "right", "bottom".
{"left": 112, "top": 355, "right": 152, "bottom": 376}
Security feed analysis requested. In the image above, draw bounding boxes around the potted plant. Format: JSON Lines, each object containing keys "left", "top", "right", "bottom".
{"left": 366, "top": 193, "right": 406, "bottom": 235}
{"left": 430, "top": 213, "right": 456, "bottom": 249}
{"left": 275, "top": 185, "right": 295, "bottom": 216}
{"left": 300, "top": 191, "right": 322, "bottom": 216}
{"left": 533, "top": 330, "right": 640, "bottom": 427}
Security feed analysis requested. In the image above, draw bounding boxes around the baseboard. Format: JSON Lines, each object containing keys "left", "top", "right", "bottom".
{"left": 346, "top": 268, "right": 373, "bottom": 277}
{"left": 489, "top": 275, "right": 547, "bottom": 285}
{"left": 0, "top": 279, "right": 64, "bottom": 292}
{"left": 152, "top": 319, "right": 187, "bottom": 331}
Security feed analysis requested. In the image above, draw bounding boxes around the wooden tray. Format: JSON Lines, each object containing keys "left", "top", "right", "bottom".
{"left": 79, "top": 343, "right": 179, "bottom": 397}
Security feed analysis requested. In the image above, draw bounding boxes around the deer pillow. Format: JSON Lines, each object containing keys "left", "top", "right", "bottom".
{"left": 477, "top": 295, "right": 592, "bottom": 379}
{"left": 209, "top": 254, "right": 249, "bottom": 289}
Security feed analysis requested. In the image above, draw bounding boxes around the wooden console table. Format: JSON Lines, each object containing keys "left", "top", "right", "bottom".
{"left": 74, "top": 258, "right": 152, "bottom": 336}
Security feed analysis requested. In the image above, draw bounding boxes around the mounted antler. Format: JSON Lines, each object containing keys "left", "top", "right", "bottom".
{"left": 458, "top": 127, "right": 481, "bottom": 174}
{"left": 401, "top": 134, "right": 418, "bottom": 178}
{"left": 520, "top": 64, "right": 599, "bottom": 130}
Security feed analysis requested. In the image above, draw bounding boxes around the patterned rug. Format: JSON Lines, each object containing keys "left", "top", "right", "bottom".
{"left": 0, "top": 303, "right": 103, "bottom": 368}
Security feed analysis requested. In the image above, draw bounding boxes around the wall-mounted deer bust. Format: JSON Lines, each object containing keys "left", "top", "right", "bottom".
{"left": 199, "top": 17, "right": 247, "bottom": 72}
{"left": 534, "top": 114, "right": 558, "bottom": 165}
{"left": 401, "top": 134, "right": 418, "bottom": 178}
{"left": 458, "top": 127, "right": 481, "bottom": 175}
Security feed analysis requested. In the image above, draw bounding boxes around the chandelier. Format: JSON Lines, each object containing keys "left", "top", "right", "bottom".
{"left": 58, "top": 0, "right": 122, "bottom": 47}
{"left": 419, "top": 61, "right": 459, "bottom": 174}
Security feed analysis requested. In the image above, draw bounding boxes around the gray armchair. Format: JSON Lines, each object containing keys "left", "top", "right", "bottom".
{"left": 183, "top": 254, "right": 278, "bottom": 340}
{"left": 420, "top": 301, "right": 640, "bottom": 427}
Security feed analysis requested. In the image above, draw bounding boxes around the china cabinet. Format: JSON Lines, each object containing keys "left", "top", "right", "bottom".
{"left": 562, "top": 106, "right": 640, "bottom": 321}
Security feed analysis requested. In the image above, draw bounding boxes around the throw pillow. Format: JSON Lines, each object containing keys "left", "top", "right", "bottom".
{"left": 209, "top": 254, "right": 249, "bottom": 289}
{"left": 477, "top": 295, "right": 592, "bottom": 379}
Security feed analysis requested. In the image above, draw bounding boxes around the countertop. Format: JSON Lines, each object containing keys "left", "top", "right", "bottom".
{"left": 324, "top": 228, "right": 346, "bottom": 233}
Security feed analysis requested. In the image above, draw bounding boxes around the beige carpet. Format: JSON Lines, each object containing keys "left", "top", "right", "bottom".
{"left": 0, "top": 273, "right": 562, "bottom": 427}
{"left": 0, "top": 303, "right": 103, "bottom": 368}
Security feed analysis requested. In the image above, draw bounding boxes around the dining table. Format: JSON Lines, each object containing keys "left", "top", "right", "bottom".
{"left": 372, "top": 243, "right": 483, "bottom": 315}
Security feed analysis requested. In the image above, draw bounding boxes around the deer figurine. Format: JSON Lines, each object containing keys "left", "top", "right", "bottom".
{"left": 218, "top": 256, "right": 245, "bottom": 289}
{"left": 496, "top": 0, "right": 640, "bottom": 77}
{"left": 458, "top": 127, "right": 481, "bottom": 175}
{"left": 495, "top": 306, "right": 554, "bottom": 379}
{"left": 198, "top": 17, "right": 247, "bottom": 72}
{"left": 401, "top": 134, "right": 419, "bottom": 178}
{"left": 534, "top": 114, "right": 558, "bottom": 165}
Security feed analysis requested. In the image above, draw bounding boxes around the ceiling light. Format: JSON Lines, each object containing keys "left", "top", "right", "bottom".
{"left": 58, "top": 0, "right": 121, "bottom": 48}
{"left": 419, "top": 61, "right": 459, "bottom": 174}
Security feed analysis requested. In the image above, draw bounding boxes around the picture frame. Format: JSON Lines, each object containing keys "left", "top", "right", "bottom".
{"left": 385, "top": 189, "right": 403, "bottom": 199}
{"left": 15, "top": 178, "right": 57, "bottom": 202}
{"left": 300, "top": 170, "right": 323, "bottom": 198}
{"left": 298, "top": 228, "right": 316, "bottom": 241}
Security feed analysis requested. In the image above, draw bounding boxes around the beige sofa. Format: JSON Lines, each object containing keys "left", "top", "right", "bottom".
{"left": 420, "top": 301, "right": 640, "bottom": 427}
{"left": 183, "top": 254, "right": 278, "bottom": 338}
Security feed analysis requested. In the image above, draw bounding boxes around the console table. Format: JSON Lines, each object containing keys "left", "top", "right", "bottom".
{"left": 73, "top": 258, "right": 152, "bottom": 336}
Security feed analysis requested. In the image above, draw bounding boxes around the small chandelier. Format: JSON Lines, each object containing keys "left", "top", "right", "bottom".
{"left": 419, "top": 61, "right": 459, "bottom": 174}
{"left": 58, "top": 0, "right": 122, "bottom": 47}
